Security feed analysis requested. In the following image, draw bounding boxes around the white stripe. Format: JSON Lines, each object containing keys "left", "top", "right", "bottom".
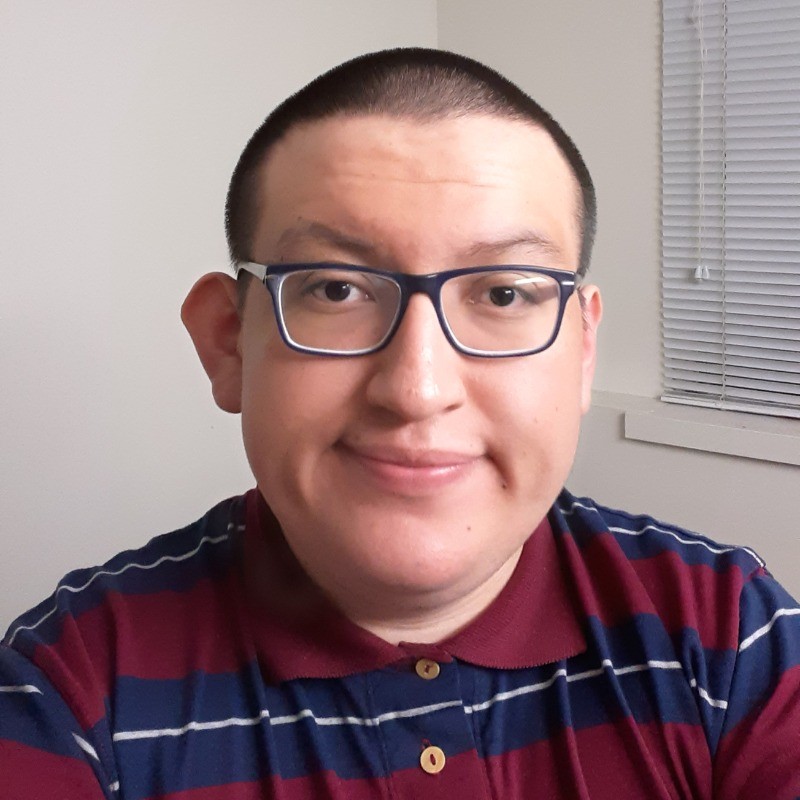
{"left": 112, "top": 658, "right": 695, "bottom": 744}
{"left": 114, "top": 699, "right": 466, "bottom": 742}
{"left": 604, "top": 658, "right": 725, "bottom": 712}
{"left": 612, "top": 659, "right": 683, "bottom": 676}
{"left": 565, "top": 666, "right": 605, "bottom": 682}
{"left": 607, "top": 661, "right": 726, "bottom": 711}
{"left": 689, "top": 679, "right": 729, "bottom": 710}
{"left": 0, "top": 684, "right": 42, "bottom": 695}
{"left": 609, "top": 525, "right": 743, "bottom": 557}
{"left": 109, "top": 781, "right": 120, "bottom": 793}
{"left": 467, "top": 660, "right": 683, "bottom": 716}
{"left": 7, "top": 533, "right": 230, "bottom": 646}
{"left": 114, "top": 709, "right": 272, "bottom": 741}
{"left": 561, "top": 500, "right": 596, "bottom": 516}
{"left": 739, "top": 607, "right": 800, "bottom": 653}
{"left": 72, "top": 733, "right": 100, "bottom": 761}
{"left": 561, "top": 499, "right": 764, "bottom": 567}
{"left": 270, "top": 700, "right": 464, "bottom": 728}
{"left": 466, "top": 669, "right": 568, "bottom": 714}
{"left": 464, "top": 659, "right": 683, "bottom": 717}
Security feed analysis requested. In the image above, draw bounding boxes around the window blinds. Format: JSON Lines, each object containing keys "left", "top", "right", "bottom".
{"left": 661, "top": 0, "right": 800, "bottom": 418}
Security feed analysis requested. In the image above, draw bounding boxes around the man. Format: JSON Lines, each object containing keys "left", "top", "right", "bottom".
{"left": 1, "top": 48, "right": 798, "bottom": 799}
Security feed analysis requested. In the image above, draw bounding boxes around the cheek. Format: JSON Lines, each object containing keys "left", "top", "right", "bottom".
{"left": 240, "top": 364, "right": 323, "bottom": 519}
{"left": 239, "top": 352, "right": 363, "bottom": 473}
{"left": 483, "top": 345, "right": 584, "bottom": 485}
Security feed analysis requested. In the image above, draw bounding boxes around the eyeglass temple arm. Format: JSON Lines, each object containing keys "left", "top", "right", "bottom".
{"left": 237, "top": 262, "right": 268, "bottom": 281}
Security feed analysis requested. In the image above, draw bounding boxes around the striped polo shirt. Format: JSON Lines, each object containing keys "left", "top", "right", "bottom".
{"left": 1, "top": 489, "right": 799, "bottom": 799}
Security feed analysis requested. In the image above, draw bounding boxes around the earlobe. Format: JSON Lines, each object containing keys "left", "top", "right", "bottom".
{"left": 181, "top": 272, "right": 244, "bottom": 414}
{"left": 578, "top": 285, "right": 603, "bottom": 414}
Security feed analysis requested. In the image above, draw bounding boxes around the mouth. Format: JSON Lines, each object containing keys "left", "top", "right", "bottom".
{"left": 335, "top": 441, "right": 482, "bottom": 496}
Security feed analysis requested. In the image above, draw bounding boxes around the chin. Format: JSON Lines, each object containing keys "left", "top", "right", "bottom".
{"left": 326, "top": 520, "right": 508, "bottom": 594}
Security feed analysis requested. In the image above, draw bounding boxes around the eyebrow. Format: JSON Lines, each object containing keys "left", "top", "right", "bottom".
{"left": 275, "top": 222, "right": 379, "bottom": 261}
{"left": 461, "top": 230, "right": 565, "bottom": 261}
{"left": 274, "top": 221, "right": 565, "bottom": 264}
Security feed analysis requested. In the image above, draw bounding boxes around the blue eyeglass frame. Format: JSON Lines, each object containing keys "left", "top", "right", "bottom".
{"left": 237, "top": 261, "right": 581, "bottom": 358}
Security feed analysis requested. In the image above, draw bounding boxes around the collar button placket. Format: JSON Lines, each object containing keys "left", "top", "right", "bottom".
{"left": 365, "top": 655, "right": 491, "bottom": 800}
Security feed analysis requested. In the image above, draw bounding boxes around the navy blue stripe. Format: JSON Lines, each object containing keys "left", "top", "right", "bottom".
{"left": 723, "top": 574, "right": 800, "bottom": 733}
{"left": 0, "top": 645, "right": 88, "bottom": 759}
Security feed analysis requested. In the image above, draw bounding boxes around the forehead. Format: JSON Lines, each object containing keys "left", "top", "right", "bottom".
{"left": 253, "top": 114, "right": 581, "bottom": 267}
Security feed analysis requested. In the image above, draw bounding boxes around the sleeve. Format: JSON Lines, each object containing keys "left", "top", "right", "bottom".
{"left": 0, "top": 643, "right": 115, "bottom": 800}
{"left": 712, "top": 569, "right": 800, "bottom": 799}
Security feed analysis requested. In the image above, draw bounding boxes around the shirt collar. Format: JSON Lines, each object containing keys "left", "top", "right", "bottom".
{"left": 238, "top": 489, "right": 586, "bottom": 683}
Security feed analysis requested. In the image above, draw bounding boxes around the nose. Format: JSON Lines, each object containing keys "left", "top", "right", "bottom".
{"left": 365, "top": 293, "right": 467, "bottom": 421}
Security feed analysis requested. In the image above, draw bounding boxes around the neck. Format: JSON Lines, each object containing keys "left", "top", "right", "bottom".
{"left": 325, "top": 547, "right": 523, "bottom": 645}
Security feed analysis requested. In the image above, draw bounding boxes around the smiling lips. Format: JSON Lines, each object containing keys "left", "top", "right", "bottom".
{"left": 337, "top": 442, "right": 482, "bottom": 495}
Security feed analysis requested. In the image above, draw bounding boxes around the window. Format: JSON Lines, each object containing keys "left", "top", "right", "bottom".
{"left": 661, "top": 0, "right": 800, "bottom": 418}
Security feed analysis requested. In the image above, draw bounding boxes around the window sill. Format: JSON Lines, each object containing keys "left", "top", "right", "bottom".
{"left": 591, "top": 391, "right": 800, "bottom": 467}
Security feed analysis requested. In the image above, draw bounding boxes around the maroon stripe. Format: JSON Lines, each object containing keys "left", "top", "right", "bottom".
{"left": 563, "top": 533, "right": 746, "bottom": 648}
{"left": 484, "top": 719, "right": 712, "bottom": 800}
{"left": 0, "top": 740, "right": 105, "bottom": 800}
{"left": 144, "top": 749, "right": 493, "bottom": 800}
{"left": 38, "top": 575, "right": 252, "bottom": 686}
{"left": 631, "top": 553, "right": 744, "bottom": 650}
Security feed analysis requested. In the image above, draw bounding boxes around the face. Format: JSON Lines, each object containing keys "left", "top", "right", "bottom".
{"left": 189, "top": 114, "right": 601, "bottom": 622}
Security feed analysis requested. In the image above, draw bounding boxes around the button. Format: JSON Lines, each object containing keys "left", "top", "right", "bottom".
{"left": 420, "top": 745, "right": 446, "bottom": 774}
{"left": 415, "top": 658, "right": 440, "bottom": 680}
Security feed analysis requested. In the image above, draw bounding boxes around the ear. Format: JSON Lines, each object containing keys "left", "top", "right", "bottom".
{"left": 181, "top": 272, "right": 244, "bottom": 414}
{"left": 578, "top": 284, "right": 603, "bottom": 414}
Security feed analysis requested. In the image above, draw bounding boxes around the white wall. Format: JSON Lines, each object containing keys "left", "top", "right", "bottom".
{"left": 0, "top": 0, "right": 437, "bottom": 630}
{"left": 439, "top": 0, "right": 800, "bottom": 597}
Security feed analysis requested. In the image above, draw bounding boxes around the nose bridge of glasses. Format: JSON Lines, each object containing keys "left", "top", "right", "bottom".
{"left": 397, "top": 271, "right": 445, "bottom": 301}
{"left": 391, "top": 271, "right": 453, "bottom": 340}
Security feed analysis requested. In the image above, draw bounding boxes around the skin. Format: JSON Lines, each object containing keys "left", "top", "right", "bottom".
{"left": 182, "top": 114, "right": 602, "bottom": 644}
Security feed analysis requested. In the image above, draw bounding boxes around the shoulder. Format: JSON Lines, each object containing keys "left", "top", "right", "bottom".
{"left": 0, "top": 492, "right": 251, "bottom": 774}
{"left": 3, "top": 493, "right": 248, "bottom": 656}
{"left": 552, "top": 489, "right": 799, "bottom": 679}
{"left": 552, "top": 489, "right": 765, "bottom": 578}
{"left": 549, "top": 490, "right": 786, "bottom": 661}
{"left": 553, "top": 492, "right": 800, "bottom": 784}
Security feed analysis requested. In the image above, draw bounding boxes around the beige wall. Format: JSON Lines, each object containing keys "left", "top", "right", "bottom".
{"left": 439, "top": 0, "right": 800, "bottom": 597}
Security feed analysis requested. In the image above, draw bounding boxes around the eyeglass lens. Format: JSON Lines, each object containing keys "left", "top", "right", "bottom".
{"left": 277, "top": 267, "right": 562, "bottom": 353}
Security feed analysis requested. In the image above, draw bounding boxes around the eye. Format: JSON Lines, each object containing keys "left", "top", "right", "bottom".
{"left": 469, "top": 273, "right": 544, "bottom": 308}
{"left": 316, "top": 280, "right": 363, "bottom": 302}
{"left": 302, "top": 272, "right": 374, "bottom": 305}
{"left": 281, "top": 267, "right": 401, "bottom": 320}
{"left": 488, "top": 286, "right": 520, "bottom": 307}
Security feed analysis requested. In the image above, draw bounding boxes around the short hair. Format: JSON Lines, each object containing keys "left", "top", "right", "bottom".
{"left": 225, "top": 47, "right": 597, "bottom": 276}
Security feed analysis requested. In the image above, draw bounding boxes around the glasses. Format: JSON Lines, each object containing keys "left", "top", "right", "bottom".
{"left": 237, "top": 261, "right": 581, "bottom": 358}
